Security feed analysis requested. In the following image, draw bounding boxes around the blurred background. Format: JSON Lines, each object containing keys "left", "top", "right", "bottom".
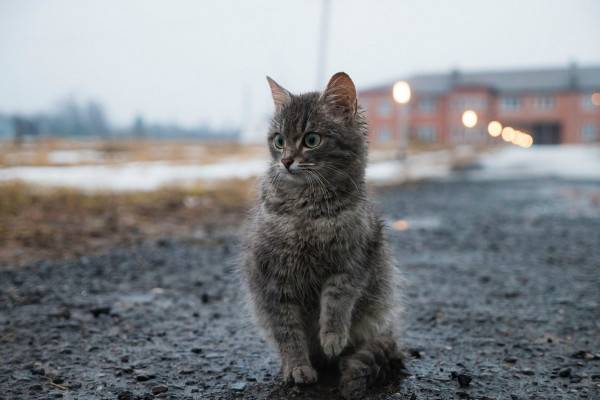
{"left": 1, "top": 0, "right": 599, "bottom": 265}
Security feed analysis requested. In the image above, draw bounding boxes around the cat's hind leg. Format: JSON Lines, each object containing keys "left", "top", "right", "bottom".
{"left": 337, "top": 335, "right": 404, "bottom": 399}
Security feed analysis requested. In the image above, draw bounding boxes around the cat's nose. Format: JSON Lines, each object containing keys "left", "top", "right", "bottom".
{"left": 281, "top": 157, "right": 294, "bottom": 170}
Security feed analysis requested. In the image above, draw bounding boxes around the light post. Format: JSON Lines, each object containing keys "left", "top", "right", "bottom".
{"left": 393, "top": 81, "right": 411, "bottom": 180}
{"left": 461, "top": 109, "right": 478, "bottom": 129}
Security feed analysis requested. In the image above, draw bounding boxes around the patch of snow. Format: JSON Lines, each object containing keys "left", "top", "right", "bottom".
{"left": 366, "top": 149, "right": 463, "bottom": 183}
{"left": 0, "top": 159, "right": 269, "bottom": 191}
{"left": 47, "top": 149, "right": 105, "bottom": 164}
{"left": 466, "top": 145, "right": 600, "bottom": 180}
{"left": 0, "top": 148, "right": 470, "bottom": 191}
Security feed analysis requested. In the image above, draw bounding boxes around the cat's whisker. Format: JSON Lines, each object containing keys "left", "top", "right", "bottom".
{"left": 318, "top": 163, "right": 366, "bottom": 199}
{"left": 308, "top": 170, "right": 333, "bottom": 220}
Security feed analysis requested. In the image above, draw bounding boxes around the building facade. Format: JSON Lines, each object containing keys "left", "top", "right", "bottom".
{"left": 359, "top": 65, "right": 600, "bottom": 146}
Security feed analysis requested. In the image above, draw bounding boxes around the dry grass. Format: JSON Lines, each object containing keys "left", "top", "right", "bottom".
{"left": 0, "top": 180, "right": 257, "bottom": 266}
{"left": 0, "top": 138, "right": 267, "bottom": 167}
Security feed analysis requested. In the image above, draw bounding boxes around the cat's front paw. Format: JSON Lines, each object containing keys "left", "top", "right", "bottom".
{"left": 283, "top": 364, "right": 318, "bottom": 385}
{"left": 320, "top": 331, "right": 349, "bottom": 358}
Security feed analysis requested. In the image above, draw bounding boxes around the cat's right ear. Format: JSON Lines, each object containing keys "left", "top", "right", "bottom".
{"left": 266, "top": 76, "right": 291, "bottom": 112}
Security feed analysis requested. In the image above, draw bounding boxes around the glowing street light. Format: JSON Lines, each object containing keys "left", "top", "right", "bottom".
{"left": 501, "top": 126, "right": 515, "bottom": 142}
{"left": 513, "top": 132, "right": 534, "bottom": 148}
{"left": 462, "top": 110, "right": 478, "bottom": 128}
{"left": 392, "top": 80, "right": 411, "bottom": 178}
{"left": 511, "top": 130, "right": 525, "bottom": 145}
{"left": 393, "top": 81, "right": 411, "bottom": 104}
{"left": 487, "top": 121, "right": 502, "bottom": 137}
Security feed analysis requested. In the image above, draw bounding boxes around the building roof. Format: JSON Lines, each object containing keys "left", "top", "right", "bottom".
{"left": 360, "top": 65, "right": 600, "bottom": 96}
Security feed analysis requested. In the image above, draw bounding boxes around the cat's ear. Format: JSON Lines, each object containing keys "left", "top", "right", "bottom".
{"left": 266, "top": 76, "right": 291, "bottom": 112}
{"left": 321, "top": 72, "right": 357, "bottom": 118}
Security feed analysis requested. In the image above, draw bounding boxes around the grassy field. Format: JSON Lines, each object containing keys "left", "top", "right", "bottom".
{"left": 0, "top": 138, "right": 266, "bottom": 167}
{"left": 0, "top": 138, "right": 481, "bottom": 266}
{"left": 0, "top": 179, "right": 256, "bottom": 266}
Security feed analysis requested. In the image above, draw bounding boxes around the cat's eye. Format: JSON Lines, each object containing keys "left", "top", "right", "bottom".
{"left": 304, "top": 133, "right": 321, "bottom": 148}
{"left": 273, "top": 134, "right": 284, "bottom": 149}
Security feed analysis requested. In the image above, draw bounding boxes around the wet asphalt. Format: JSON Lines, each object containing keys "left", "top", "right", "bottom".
{"left": 1, "top": 176, "right": 600, "bottom": 400}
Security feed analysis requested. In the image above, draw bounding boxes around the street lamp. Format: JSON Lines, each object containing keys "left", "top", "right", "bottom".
{"left": 487, "top": 121, "right": 502, "bottom": 137}
{"left": 393, "top": 81, "right": 411, "bottom": 157}
{"left": 462, "top": 110, "right": 478, "bottom": 128}
{"left": 392, "top": 80, "right": 411, "bottom": 180}
{"left": 393, "top": 81, "right": 411, "bottom": 104}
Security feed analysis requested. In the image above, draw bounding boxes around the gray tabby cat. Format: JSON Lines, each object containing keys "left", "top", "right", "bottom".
{"left": 241, "top": 72, "right": 403, "bottom": 399}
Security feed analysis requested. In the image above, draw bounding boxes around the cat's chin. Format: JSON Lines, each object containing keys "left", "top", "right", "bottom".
{"left": 280, "top": 170, "right": 302, "bottom": 179}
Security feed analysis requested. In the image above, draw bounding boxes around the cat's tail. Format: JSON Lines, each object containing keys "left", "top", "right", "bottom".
{"left": 338, "top": 335, "right": 405, "bottom": 400}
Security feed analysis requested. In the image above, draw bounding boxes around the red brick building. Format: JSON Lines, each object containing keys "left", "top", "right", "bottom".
{"left": 359, "top": 65, "right": 600, "bottom": 145}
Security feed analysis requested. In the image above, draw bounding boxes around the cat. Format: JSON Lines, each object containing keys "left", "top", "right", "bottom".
{"left": 241, "top": 72, "right": 403, "bottom": 399}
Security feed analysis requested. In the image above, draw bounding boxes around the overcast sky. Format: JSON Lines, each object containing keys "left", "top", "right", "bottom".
{"left": 1, "top": 0, "right": 599, "bottom": 138}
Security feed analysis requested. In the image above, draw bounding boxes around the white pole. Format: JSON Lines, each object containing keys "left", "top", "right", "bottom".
{"left": 316, "top": 0, "right": 331, "bottom": 88}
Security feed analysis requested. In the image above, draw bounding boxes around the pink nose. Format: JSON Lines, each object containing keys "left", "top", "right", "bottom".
{"left": 281, "top": 157, "right": 294, "bottom": 169}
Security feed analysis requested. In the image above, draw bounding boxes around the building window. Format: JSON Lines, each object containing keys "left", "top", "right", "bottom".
{"left": 581, "top": 122, "right": 598, "bottom": 142}
{"left": 377, "top": 99, "right": 392, "bottom": 116}
{"left": 418, "top": 98, "right": 436, "bottom": 114}
{"left": 533, "top": 96, "right": 555, "bottom": 111}
{"left": 377, "top": 127, "right": 391, "bottom": 142}
{"left": 581, "top": 94, "right": 595, "bottom": 110}
{"left": 416, "top": 125, "right": 437, "bottom": 143}
{"left": 453, "top": 96, "right": 486, "bottom": 110}
{"left": 500, "top": 96, "right": 521, "bottom": 112}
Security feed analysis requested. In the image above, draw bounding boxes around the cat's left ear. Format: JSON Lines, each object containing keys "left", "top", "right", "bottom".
{"left": 321, "top": 72, "right": 357, "bottom": 118}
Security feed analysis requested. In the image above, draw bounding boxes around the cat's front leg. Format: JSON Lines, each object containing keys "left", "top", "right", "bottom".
{"left": 268, "top": 302, "right": 317, "bottom": 384}
{"left": 319, "top": 273, "right": 362, "bottom": 358}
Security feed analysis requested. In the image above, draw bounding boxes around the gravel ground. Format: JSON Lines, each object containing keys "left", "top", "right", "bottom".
{"left": 1, "top": 177, "right": 600, "bottom": 399}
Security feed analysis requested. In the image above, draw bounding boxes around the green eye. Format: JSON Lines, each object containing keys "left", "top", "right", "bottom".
{"left": 304, "top": 133, "right": 321, "bottom": 148}
{"left": 273, "top": 134, "right": 284, "bottom": 149}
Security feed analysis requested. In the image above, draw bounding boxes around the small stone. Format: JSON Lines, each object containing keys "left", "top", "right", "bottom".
{"left": 201, "top": 293, "right": 210, "bottom": 303}
{"left": 29, "top": 384, "right": 43, "bottom": 391}
{"left": 504, "top": 357, "right": 518, "bottom": 364}
{"left": 190, "top": 348, "right": 203, "bottom": 354}
{"left": 450, "top": 371, "right": 472, "bottom": 388}
{"left": 156, "top": 238, "right": 171, "bottom": 247}
{"left": 558, "top": 368, "right": 571, "bottom": 378}
{"left": 117, "top": 392, "right": 135, "bottom": 400}
{"left": 30, "top": 362, "right": 45, "bottom": 375}
{"left": 90, "top": 306, "right": 111, "bottom": 318}
{"left": 136, "top": 373, "right": 155, "bottom": 382}
{"left": 121, "top": 355, "right": 129, "bottom": 363}
{"left": 520, "top": 368, "right": 535, "bottom": 376}
{"left": 409, "top": 348, "right": 423, "bottom": 359}
{"left": 571, "top": 350, "right": 600, "bottom": 360}
{"left": 456, "top": 373, "right": 472, "bottom": 387}
{"left": 570, "top": 375, "right": 582, "bottom": 383}
{"left": 179, "top": 368, "right": 195, "bottom": 375}
{"left": 230, "top": 382, "right": 247, "bottom": 391}
{"left": 151, "top": 385, "right": 168, "bottom": 395}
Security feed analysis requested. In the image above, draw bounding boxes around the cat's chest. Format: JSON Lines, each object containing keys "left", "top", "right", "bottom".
{"left": 263, "top": 211, "right": 367, "bottom": 257}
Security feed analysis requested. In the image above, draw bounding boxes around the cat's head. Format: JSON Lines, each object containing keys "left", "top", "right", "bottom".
{"left": 265, "top": 72, "right": 367, "bottom": 189}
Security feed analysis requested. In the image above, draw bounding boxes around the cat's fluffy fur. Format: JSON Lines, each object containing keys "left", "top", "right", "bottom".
{"left": 241, "top": 72, "right": 402, "bottom": 399}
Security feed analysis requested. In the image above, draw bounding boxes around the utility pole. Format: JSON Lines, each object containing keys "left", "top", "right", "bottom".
{"left": 316, "top": 0, "right": 331, "bottom": 89}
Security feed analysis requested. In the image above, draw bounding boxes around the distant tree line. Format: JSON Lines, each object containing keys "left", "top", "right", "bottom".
{"left": 0, "top": 98, "right": 239, "bottom": 142}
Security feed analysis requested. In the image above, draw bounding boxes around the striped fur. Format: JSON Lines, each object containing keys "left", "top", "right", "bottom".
{"left": 241, "top": 72, "right": 403, "bottom": 397}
